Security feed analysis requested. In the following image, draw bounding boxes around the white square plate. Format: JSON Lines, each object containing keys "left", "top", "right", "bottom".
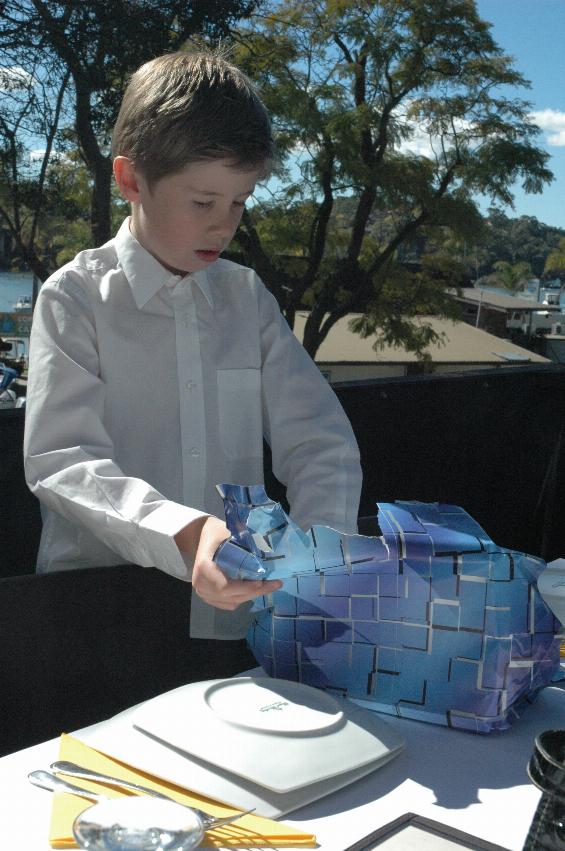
{"left": 131, "top": 677, "right": 404, "bottom": 793}
{"left": 78, "top": 677, "right": 404, "bottom": 818}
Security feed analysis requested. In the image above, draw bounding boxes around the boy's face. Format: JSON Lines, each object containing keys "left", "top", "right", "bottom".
{"left": 121, "top": 158, "right": 263, "bottom": 275}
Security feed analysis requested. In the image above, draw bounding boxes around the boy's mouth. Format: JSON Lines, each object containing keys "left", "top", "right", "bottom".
{"left": 195, "top": 249, "right": 221, "bottom": 262}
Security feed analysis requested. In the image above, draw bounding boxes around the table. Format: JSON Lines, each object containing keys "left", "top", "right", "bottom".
{"left": 1, "top": 681, "right": 564, "bottom": 851}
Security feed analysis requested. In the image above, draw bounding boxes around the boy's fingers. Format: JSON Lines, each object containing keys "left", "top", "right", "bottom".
{"left": 219, "top": 578, "right": 282, "bottom": 597}
{"left": 192, "top": 565, "right": 283, "bottom": 609}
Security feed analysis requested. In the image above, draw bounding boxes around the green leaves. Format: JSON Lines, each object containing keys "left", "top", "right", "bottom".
{"left": 0, "top": 0, "right": 262, "bottom": 253}
{"left": 544, "top": 237, "right": 565, "bottom": 278}
{"left": 232, "top": 0, "right": 553, "bottom": 357}
{"left": 489, "top": 260, "right": 533, "bottom": 295}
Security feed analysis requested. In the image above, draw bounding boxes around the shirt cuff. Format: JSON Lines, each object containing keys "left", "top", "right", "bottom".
{"left": 138, "top": 502, "right": 209, "bottom": 580}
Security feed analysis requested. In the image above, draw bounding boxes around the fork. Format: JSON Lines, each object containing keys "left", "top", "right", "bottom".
{"left": 30, "top": 763, "right": 254, "bottom": 830}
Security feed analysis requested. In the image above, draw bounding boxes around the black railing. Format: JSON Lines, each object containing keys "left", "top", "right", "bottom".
{"left": 269, "top": 364, "right": 565, "bottom": 561}
{"left": 3, "top": 364, "right": 565, "bottom": 580}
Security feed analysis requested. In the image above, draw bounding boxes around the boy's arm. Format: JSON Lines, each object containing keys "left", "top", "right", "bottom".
{"left": 23, "top": 277, "right": 204, "bottom": 579}
{"left": 257, "top": 283, "right": 363, "bottom": 534}
{"left": 25, "top": 274, "right": 283, "bottom": 605}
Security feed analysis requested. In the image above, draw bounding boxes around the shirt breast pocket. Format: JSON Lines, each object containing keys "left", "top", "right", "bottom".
{"left": 217, "top": 368, "right": 263, "bottom": 459}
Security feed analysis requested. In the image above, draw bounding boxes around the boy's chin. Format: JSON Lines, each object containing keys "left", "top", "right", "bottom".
{"left": 162, "top": 263, "right": 191, "bottom": 276}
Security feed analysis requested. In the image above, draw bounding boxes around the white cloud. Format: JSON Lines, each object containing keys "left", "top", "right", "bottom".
{"left": 29, "top": 149, "right": 70, "bottom": 163}
{"left": 397, "top": 107, "right": 565, "bottom": 155}
{"left": 530, "top": 109, "right": 565, "bottom": 147}
{"left": 393, "top": 103, "right": 472, "bottom": 159}
{"left": 398, "top": 128, "right": 444, "bottom": 158}
{"left": 397, "top": 124, "right": 435, "bottom": 157}
{"left": 0, "top": 66, "right": 33, "bottom": 92}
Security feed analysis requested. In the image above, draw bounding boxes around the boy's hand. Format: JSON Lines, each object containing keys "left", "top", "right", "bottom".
{"left": 176, "top": 516, "right": 283, "bottom": 611}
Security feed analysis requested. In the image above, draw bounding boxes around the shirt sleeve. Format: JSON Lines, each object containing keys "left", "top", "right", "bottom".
{"left": 23, "top": 273, "right": 205, "bottom": 579}
{"left": 257, "top": 281, "right": 362, "bottom": 534}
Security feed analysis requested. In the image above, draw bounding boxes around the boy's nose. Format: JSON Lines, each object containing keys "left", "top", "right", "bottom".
{"left": 209, "top": 210, "right": 238, "bottom": 238}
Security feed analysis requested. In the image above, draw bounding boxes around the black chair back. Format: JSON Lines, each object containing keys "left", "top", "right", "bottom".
{"left": 0, "top": 408, "right": 41, "bottom": 577}
{"left": 0, "top": 565, "right": 253, "bottom": 756}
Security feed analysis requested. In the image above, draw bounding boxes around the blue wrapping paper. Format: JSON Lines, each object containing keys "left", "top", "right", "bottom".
{"left": 215, "top": 484, "right": 563, "bottom": 733}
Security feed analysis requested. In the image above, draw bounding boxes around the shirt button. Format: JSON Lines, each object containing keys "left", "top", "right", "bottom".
{"left": 190, "top": 447, "right": 200, "bottom": 457}
{"left": 185, "top": 380, "right": 196, "bottom": 390}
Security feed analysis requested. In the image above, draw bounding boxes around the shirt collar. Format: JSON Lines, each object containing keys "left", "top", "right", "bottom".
{"left": 114, "top": 217, "right": 214, "bottom": 310}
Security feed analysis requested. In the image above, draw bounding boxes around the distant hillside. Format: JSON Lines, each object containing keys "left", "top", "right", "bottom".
{"left": 331, "top": 197, "right": 565, "bottom": 279}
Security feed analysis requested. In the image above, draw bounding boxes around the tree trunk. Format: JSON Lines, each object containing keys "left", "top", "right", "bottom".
{"left": 74, "top": 76, "right": 113, "bottom": 246}
{"left": 90, "top": 157, "right": 114, "bottom": 247}
{"left": 302, "top": 305, "right": 326, "bottom": 358}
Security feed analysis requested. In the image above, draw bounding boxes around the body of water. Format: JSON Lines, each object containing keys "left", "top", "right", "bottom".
{"left": 2, "top": 272, "right": 565, "bottom": 321}
{"left": 0, "top": 271, "right": 34, "bottom": 313}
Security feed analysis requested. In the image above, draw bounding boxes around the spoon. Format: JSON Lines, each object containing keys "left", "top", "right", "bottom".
{"left": 30, "top": 769, "right": 253, "bottom": 830}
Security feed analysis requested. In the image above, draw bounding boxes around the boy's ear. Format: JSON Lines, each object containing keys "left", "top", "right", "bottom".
{"left": 113, "top": 156, "right": 141, "bottom": 202}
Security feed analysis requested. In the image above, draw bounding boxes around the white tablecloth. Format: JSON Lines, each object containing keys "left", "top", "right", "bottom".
{"left": 2, "top": 682, "right": 564, "bottom": 851}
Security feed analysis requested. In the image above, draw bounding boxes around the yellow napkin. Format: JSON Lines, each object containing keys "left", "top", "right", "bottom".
{"left": 49, "top": 734, "right": 317, "bottom": 848}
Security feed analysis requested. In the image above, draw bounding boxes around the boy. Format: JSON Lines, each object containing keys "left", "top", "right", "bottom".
{"left": 24, "top": 51, "right": 362, "bottom": 644}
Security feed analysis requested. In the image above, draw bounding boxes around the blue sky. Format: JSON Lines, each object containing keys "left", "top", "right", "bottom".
{"left": 475, "top": 0, "right": 565, "bottom": 229}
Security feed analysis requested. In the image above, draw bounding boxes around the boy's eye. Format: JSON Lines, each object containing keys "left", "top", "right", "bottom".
{"left": 192, "top": 198, "right": 247, "bottom": 209}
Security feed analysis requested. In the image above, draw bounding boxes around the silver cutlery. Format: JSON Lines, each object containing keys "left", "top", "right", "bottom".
{"left": 51, "top": 761, "right": 173, "bottom": 801}
{"left": 30, "top": 769, "right": 108, "bottom": 803}
{"left": 29, "top": 766, "right": 254, "bottom": 830}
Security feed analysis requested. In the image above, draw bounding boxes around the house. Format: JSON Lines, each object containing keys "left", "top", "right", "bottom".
{"left": 292, "top": 312, "right": 550, "bottom": 382}
{"left": 451, "top": 288, "right": 562, "bottom": 338}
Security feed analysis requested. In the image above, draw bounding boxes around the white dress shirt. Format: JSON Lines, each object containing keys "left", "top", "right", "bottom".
{"left": 24, "top": 218, "right": 362, "bottom": 638}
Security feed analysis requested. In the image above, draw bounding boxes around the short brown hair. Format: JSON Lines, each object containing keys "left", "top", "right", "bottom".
{"left": 111, "top": 51, "right": 275, "bottom": 186}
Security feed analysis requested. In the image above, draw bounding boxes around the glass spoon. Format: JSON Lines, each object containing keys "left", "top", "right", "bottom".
{"left": 29, "top": 771, "right": 204, "bottom": 851}
{"left": 72, "top": 796, "right": 204, "bottom": 851}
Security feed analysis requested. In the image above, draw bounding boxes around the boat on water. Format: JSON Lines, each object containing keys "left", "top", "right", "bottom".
{"left": 518, "top": 279, "right": 565, "bottom": 335}
{"left": 0, "top": 336, "right": 27, "bottom": 373}
{"left": 0, "top": 362, "right": 24, "bottom": 408}
{"left": 0, "top": 336, "right": 27, "bottom": 407}
{"left": 520, "top": 277, "right": 564, "bottom": 307}
{"left": 13, "top": 294, "right": 32, "bottom": 311}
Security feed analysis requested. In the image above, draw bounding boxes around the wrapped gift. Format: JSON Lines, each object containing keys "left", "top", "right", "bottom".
{"left": 215, "top": 484, "right": 564, "bottom": 733}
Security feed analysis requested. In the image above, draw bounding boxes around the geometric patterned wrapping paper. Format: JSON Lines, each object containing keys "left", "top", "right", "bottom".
{"left": 215, "top": 484, "right": 564, "bottom": 734}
